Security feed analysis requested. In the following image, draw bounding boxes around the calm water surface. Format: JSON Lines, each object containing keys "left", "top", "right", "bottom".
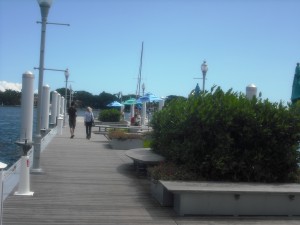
{"left": 0, "top": 106, "right": 99, "bottom": 167}
{"left": 0, "top": 106, "right": 25, "bottom": 167}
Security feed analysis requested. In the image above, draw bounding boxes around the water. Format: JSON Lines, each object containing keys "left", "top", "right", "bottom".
{"left": 0, "top": 106, "right": 99, "bottom": 168}
{"left": 0, "top": 107, "right": 22, "bottom": 167}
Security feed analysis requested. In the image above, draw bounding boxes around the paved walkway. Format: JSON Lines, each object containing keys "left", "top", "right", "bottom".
{"left": 3, "top": 118, "right": 300, "bottom": 224}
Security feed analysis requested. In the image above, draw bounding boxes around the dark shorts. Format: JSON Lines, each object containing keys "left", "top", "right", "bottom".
{"left": 69, "top": 118, "right": 76, "bottom": 129}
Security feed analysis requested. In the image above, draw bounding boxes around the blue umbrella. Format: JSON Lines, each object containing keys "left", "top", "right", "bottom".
{"left": 107, "top": 101, "right": 123, "bottom": 107}
{"left": 138, "top": 92, "right": 161, "bottom": 103}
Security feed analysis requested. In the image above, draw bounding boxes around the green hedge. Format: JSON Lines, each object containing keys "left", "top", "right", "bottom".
{"left": 151, "top": 87, "right": 300, "bottom": 182}
{"left": 99, "top": 109, "right": 121, "bottom": 122}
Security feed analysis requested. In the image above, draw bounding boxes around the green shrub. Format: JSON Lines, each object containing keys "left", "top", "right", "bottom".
{"left": 151, "top": 87, "right": 300, "bottom": 183}
{"left": 143, "top": 139, "right": 152, "bottom": 148}
{"left": 99, "top": 109, "right": 121, "bottom": 122}
{"left": 148, "top": 162, "right": 202, "bottom": 181}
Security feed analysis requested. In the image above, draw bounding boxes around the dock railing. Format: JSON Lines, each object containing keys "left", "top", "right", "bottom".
{"left": 2, "top": 126, "right": 57, "bottom": 200}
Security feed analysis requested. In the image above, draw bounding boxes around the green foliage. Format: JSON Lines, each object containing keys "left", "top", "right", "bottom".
{"left": 148, "top": 162, "right": 202, "bottom": 181}
{"left": 0, "top": 90, "right": 21, "bottom": 105}
{"left": 151, "top": 87, "right": 300, "bottom": 183}
{"left": 143, "top": 139, "right": 152, "bottom": 148}
{"left": 55, "top": 88, "right": 69, "bottom": 100}
{"left": 164, "top": 95, "right": 187, "bottom": 106}
{"left": 99, "top": 109, "right": 121, "bottom": 122}
{"left": 73, "top": 91, "right": 94, "bottom": 108}
{"left": 98, "top": 91, "right": 118, "bottom": 109}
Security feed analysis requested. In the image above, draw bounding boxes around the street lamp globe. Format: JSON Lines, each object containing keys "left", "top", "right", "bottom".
{"left": 201, "top": 60, "right": 208, "bottom": 76}
{"left": 37, "top": 0, "right": 53, "bottom": 7}
{"left": 37, "top": 0, "right": 53, "bottom": 18}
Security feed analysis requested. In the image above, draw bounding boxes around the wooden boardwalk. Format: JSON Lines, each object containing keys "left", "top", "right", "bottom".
{"left": 3, "top": 118, "right": 300, "bottom": 225}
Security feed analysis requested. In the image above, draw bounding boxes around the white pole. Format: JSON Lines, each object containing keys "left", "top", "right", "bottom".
{"left": 246, "top": 84, "right": 257, "bottom": 100}
{"left": 57, "top": 95, "right": 63, "bottom": 134}
{"left": 142, "top": 102, "right": 146, "bottom": 125}
{"left": 158, "top": 99, "right": 164, "bottom": 111}
{"left": 64, "top": 72, "right": 69, "bottom": 127}
{"left": 57, "top": 116, "right": 63, "bottom": 135}
{"left": 50, "top": 91, "right": 58, "bottom": 126}
{"left": 33, "top": 0, "right": 52, "bottom": 173}
{"left": 69, "top": 85, "right": 72, "bottom": 107}
{"left": 62, "top": 97, "right": 65, "bottom": 128}
{"left": 15, "top": 155, "right": 34, "bottom": 196}
{"left": 130, "top": 104, "right": 135, "bottom": 119}
{"left": 20, "top": 71, "right": 34, "bottom": 142}
{"left": 61, "top": 96, "right": 65, "bottom": 117}
{"left": 19, "top": 71, "right": 35, "bottom": 190}
{"left": 41, "top": 85, "right": 50, "bottom": 130}
{"left": 57, "top": 93, "right": 61, "bottom": 117}
{"left": 0, "top": 162, "right": 7, "bottom": 225}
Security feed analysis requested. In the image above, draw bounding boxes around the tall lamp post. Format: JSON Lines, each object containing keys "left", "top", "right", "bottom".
{"left": 201, "top": 60, "right": 208, "bottom": 91}
{"left": 69, "top": 84, "right": 73, "bottom": 107}
{"left": 32, "top": 0, "right": 52, "bottom": 172}
{"left": 64, "top": 69, "right": 69, "bottom": 127}
{"left": 142, "top": 83, "right": 145, "bottom": 96}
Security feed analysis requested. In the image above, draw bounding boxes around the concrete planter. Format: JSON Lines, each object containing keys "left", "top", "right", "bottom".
{"left": 110, "top": 138, "right": 144, "bottom": 150}
{"left": 151, "top": 179, "right": 173, "bottom": 206}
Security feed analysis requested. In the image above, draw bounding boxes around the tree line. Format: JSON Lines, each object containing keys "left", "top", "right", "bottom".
{"left": 0, "top": 89, "right": 21, "bottom": 106}
{"left": 0, "top": 88, "right": 183, "bottom": 109}
{"left": 0, "top": 88, "right": 133, "bottom": 109}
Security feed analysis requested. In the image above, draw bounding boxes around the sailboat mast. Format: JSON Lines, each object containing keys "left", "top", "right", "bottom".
{"left": 136, "top": 42, "right": 144, "bottom": 98}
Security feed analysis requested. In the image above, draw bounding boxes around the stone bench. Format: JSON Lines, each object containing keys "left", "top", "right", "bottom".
{"left": 93, "top": 121, "right": 130, "bottom": 127}
{"left": 153, "top": 180, "right": 300, "bottom": 216}
{"left": 125, "top": 148, "right": 164, "bottom": 173}
{"left": 94, "top": 125, "right": 129, "bottom": 133}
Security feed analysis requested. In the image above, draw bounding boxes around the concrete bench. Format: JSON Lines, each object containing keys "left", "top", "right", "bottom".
{"left": 94, "top": 125, "right": 129, "bottom": 132}
{"left": 125, "top": 148, "right": 164, "bottom": 173}
{"left": 129, "top": 126, "right": 152, "bottom": 133}
{"left": 94, "top": 121, "right": 130, "bottom": 127}
{"left": 156, "top": 181, "right": 300, "bottom": 216}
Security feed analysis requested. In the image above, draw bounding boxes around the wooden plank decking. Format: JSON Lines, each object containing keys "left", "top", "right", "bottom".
{"left": 3, "top": 117, "right": 300, "bottom": 224}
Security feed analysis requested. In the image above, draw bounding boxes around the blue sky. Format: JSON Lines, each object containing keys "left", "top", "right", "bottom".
{"left": 0, "top": 0, "right": 300, "bottom": 103}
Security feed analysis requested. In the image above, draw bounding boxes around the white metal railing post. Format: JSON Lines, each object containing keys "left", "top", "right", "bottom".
{"left": 0, "top": 162, "right": 7, "bottom": 225}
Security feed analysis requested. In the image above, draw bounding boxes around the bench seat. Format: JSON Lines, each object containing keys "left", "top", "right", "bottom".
{"left": 158, "top": 181, "right": 300, "bottom": 216}
{"left": 125, "top": 148, "right": 164, "bottom": 172}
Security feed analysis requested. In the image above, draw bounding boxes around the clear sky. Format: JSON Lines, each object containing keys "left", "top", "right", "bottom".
{"left": 0, "top": 0, "right": 300, "bottom": 103}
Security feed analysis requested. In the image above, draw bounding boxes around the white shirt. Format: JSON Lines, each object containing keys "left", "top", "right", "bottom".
{"left": 84, "top": 111, "right": 94, "bottom": 123}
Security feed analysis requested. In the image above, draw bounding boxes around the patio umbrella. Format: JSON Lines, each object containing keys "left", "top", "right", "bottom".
{"left": 122, "top": 98, "right": 137, "bottom": 105}
{"left": 137, "top": 93, "right": 161, "bottom": 126}
{"left": 107, "top": 101, "right": 123, "bottom": 107}
{"left": 138, "top": 92, "right": 161, "bottom": 103}
{"left": 122, "top": 98, "right": 138, "bottom": 119}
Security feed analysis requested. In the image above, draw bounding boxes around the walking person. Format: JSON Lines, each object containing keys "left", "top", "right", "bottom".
{"left": 67, "top": 101, "right": 77, "bottom": 139}
{"left": 84, "top": 106, "right": 94, "bottom": 140}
